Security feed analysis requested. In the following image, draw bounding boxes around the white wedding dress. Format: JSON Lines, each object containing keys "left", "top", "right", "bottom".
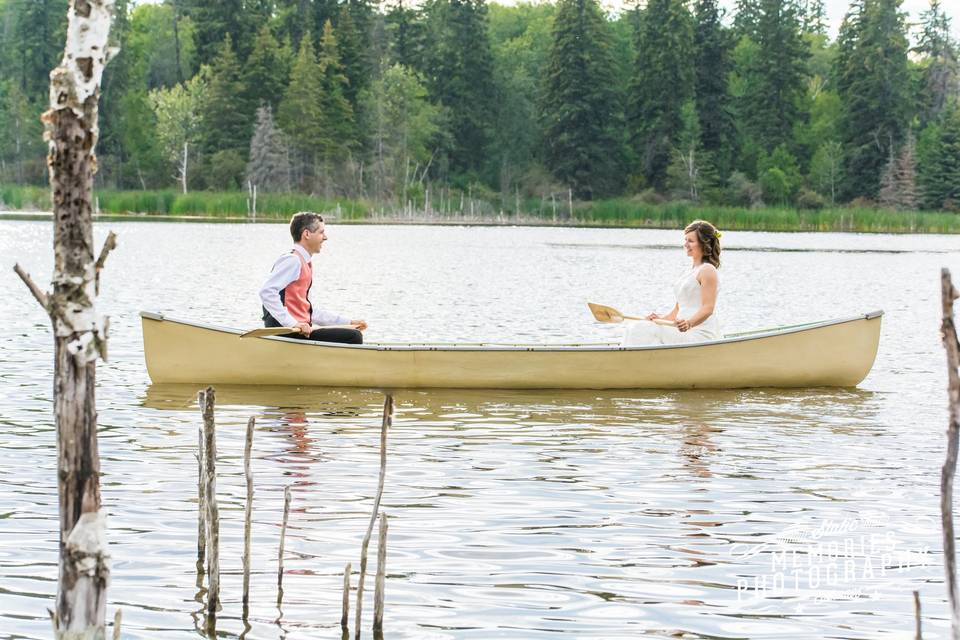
{"left": 621, "top": 265, "right": 722, "bottom": 346}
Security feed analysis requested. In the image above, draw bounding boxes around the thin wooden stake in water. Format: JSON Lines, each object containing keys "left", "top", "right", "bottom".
{"left": 373, "top": 513, "right": 388, "bottom": 634}
{"left": 341, "top": 562, "right": 352, "bottom": 632}
{"left": 200, "top": 388, "right": 220, "bottom": 617}
{"left": 914, "top": 590, "right": 922, "bottom": 640}
{"left": 355, "top": 394, "right": 394, "bottom": 640}
{"left": 112, "top": 609, "right": 122, "bottom": 640}
{"left": 197, "top": 424, "right": 206, "bottom": 569}
{"left": 242, "top": 416, "right": 255, "bottom": 618}
{"left": 941, "top": 267, "right": 960, "bottom": 640}
{"left": 277, "top": 485, "right": 292, "bottom": 603}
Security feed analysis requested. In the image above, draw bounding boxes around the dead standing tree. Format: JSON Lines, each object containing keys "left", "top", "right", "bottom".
{"left": 12, "top": 0, "right": 119, "bottom": 636}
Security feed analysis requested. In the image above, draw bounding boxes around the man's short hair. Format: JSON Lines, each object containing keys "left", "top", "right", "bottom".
{"left": 290, "top": 211, "right": 324, "bottom": 242}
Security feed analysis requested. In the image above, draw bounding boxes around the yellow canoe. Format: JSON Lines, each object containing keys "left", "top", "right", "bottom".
{"left": 140, "top": 310, "right": 882, "bottom": 389}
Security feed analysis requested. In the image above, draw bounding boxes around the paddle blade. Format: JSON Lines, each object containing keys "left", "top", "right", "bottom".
{"left": 240, "top": 327, "right": 298, "bottom": 338}
{"left": 587, "top": 302, "right": 625, "bottom": 324}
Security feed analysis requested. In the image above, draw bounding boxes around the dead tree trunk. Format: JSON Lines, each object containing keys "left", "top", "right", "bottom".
{"left": 940, "top": 268, "right": 960, "bottom": 640}
{"left": 11, "top": 1, "right": 118, "bottom": 637}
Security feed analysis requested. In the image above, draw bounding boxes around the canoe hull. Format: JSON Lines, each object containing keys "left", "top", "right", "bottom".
{"left": 141, "top": 312, "right": 881, "bottom": 389}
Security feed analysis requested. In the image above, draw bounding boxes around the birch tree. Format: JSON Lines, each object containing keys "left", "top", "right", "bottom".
{"left": 13, "top": 0, "right": 118, "bottom": 637}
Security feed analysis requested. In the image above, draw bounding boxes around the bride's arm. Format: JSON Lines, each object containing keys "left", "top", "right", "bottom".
{"left": 647, "top": 303, "right": 679, "bottom": 321}
{"left": 677, "top": 267, "right": 718, "bottom": 331}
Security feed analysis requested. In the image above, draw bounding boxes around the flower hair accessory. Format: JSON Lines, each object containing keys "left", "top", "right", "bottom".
{"left": 715, "top": 230, "right": 722, "bottom": 239}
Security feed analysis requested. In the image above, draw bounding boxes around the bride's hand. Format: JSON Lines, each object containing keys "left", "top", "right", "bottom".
{"left": 675, "top": 318, "right": 690, "bottom": 332}
{"left": 645, "top": 312, "right": 660, "bottom": 321}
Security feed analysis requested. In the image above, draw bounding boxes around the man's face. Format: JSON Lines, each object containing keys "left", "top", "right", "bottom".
{"left": 303, "top": 222, "right": 327, "bottom": 253}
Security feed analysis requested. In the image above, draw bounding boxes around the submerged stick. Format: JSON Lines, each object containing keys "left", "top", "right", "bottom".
{"left": 373, "top": 513, "right": 388, "bottom": 633}
{"left": 355, "top": 394, "right": 394, "bottom": 640}
{"left": 277, "top": 485, "right": 292, "bottom": 602}
{"left": 242, "top": 416, "right": 255, "bottom": 618}
{"left": 200, "top": 387, "right": 220, "bottom": 616}
{"left": 341, "top": 562, "right": 352, "bottom": 631}
{"left": 942, "top": 268, "right": 960, "bottom": 640}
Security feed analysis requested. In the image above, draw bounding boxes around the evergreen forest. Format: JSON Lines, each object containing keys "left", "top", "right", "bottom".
{"left": 0, "top": 0, "right": 958, "bottom": 216}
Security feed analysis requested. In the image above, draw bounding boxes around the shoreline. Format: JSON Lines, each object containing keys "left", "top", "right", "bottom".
{"left": 2, "top": 209, "right": 958, "bottom": 234}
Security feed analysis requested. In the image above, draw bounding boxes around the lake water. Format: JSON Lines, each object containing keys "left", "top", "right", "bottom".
{"left": 1, "top": 220, "right": 959, "bottom": 639}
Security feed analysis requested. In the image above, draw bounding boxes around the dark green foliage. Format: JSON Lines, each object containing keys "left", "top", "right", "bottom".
{"left": 541, "top": 0, "right": 624, "bottom": 199}
{"left": 421, "top": 0, "right": 496, "bottom": 174}
{"left": 200, "top": 36, "right": 251, "bottom": 156}
{"left": 693, "top": 0, "right": 736, "bottom": 177}
{"left": 737, "top": 0, "right": 809, "bottom": 155}
{"left": 629, "top": 0, "right": 695, "bottom": 190}
{"left": 336, "top": 5, "right": 368, "bottom": 109}
{"left": 914, "top": 0, "right": 959, "bottom": 126}
{"left": 836, "top": 0, "right": 911, "bottom": 199}
{"left": 918, "top": 101, "right": 960, "bottom": 209}
{"left": 385, "top": 0, "right": 425, "bottom": 69}
{"left": 179, "top": 0, "right": 257, "bottom": 63}
{"left": 244, "top": 25, "right": 292, "bottom": 113}
{"left": 316, "top": 19, "right": 357, "bottom": 159}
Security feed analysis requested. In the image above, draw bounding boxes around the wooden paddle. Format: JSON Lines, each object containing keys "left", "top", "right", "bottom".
{"left": 240, "top": 324, "right": 359, "bottom": 338}
{"left": 588, "top": 302, "right": 676, "bottom": 326}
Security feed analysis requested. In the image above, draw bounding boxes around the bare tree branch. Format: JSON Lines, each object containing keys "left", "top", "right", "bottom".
{"left": 13, "top": 263, "right": 50, "bottom": 312}
{"left": 94, "top": 231, "right": 118, "bottom": 296}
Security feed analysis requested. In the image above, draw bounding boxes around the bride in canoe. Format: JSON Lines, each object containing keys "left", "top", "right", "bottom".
{"left": 622, "top": 220, "right": 723, "bottom": 346}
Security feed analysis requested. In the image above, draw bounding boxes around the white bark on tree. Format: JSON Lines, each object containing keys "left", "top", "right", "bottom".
{"left": 11, "top": 1, "right": 119, "bottom": 637}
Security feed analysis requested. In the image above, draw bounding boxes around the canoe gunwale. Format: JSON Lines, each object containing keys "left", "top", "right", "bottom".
{"left": 139, "top": 309, "right": 884, "bottom": 352}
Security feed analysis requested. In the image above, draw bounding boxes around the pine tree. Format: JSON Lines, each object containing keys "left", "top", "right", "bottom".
{"left": 914, "top": 0, "right": 959, "bottom": 127}
{"left": 421, "top": 0, "right": 496, "bottom": 174}
{"left": 200, "top": 35, "right": 250, "bottom": 156}
{"left": 386, "top": 0, "right": 425, "bottom": 70}
{"left": 666, "top": 101, "right": 718, "bottom": 201}
{"left": 246, "top": 105, "right": 291, "bottom": 192}
{"left": 317, "top": 20, "right": 357, "bottom": 159}
{"left": 693, "top": 0, "right": 736, "bottom": 178}
{"left": 179, "top": 0, "right": 256, "bottom": 64}
{"left": 336, "top": 5, "right": 368, "bottom": 109}
{"left": 629, "top": 0, "right": 695, "bottom": 190}
{"left": 802, "top": 0, "right": 827, "bottom": 35}
{"left": 278, "top": 32, "right": 328, "bottom": 188}
{"left": 244, "top": 25, "right": 292, "bottom": 114}
{"left": 733, "top": 0, "right": 761, "bottom": 38}
{"left": 541, "top": 0, "right": 623, "bottom": 199}
{"left": 878, "top": 134, "right": 918, "bottom": 210}
{"left": 918, "top": 101, "right": 960, "bottom": 210}
{"left": 836, "top": 0, "right": 911, "bottom": 200}
{"left": 738, "top": 0, "right": 808, "bottom": 155}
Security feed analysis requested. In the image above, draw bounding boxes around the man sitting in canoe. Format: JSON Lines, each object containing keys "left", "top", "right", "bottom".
{"left": 259, "top": 211, "right": 368, "bottom": 344}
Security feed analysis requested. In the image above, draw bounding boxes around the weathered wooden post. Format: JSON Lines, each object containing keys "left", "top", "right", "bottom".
{"left": 341, "top": 562, "right": 352, "bottom": 635}
{"left": 355, "top": 394, "right": 394, "bottom": 640}
{"left": 199, "top": 388, "right": 220, "bottom": 618}
{"left": 373, "top": 513, "right": 388, "bottom": 634}
{"left": 242, "top": 416, "right": 255, "bottom": 619}
{"left": 941, "top": 267, "right": 960, "bottom": 640}
{"left": 277, "top": 485, "right": 292, "bottom": 604}
{"left": 12, "top": 1, "right": 118, "bottom": 636}
{"left": 197, "top": 425, "right": 205, "bottom": 569}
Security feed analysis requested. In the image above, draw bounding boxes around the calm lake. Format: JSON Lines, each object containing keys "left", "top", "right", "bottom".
{"left": 1, "top": 220, "right": 959, "bottom": 639}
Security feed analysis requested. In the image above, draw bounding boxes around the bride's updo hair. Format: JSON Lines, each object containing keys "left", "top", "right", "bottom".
{"left": 684, "top": 219, "right": 721, "bottom": 268}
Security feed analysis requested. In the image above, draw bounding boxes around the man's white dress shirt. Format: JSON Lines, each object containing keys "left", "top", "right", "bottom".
{"left": 259, "top": 244, "right": 350, "bottom": 328}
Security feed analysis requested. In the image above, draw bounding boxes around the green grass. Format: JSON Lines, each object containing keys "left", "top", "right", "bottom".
{"left": 574, "top": 199, "right": 960, "bottom": 233}
{"left": 2, "top": 184, "right": 958, "bottom": 233}
{"left": 0, "top": 185, "right": 369, "bottom": 220}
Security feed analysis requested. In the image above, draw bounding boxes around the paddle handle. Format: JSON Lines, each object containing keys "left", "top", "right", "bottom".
{"left": 624, "top": 316, "right": 676, "bottom": 327}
